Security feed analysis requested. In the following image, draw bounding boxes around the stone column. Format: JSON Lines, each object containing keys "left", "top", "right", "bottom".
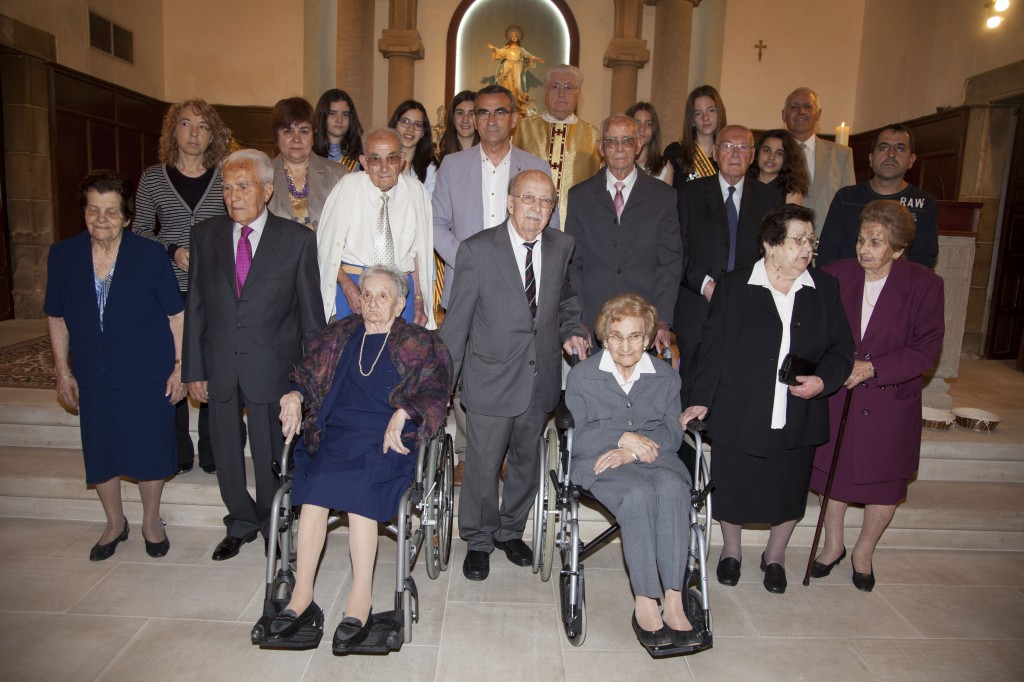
{"left": 645, "top": 0, "right": 698, "bottom": 145}
{"left": 337, "top": 0, "right": 376, "bottom": 124}
{"left": 604, "top": 0, "right": 650, "bottom": 116}
{"left": 378, "top": 0, "right": 424, "bottom": 117}
{"left": 923, "top": 235, "right": 977, "bottom": 409}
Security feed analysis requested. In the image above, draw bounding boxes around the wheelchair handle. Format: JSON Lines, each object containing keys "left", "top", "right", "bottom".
{"left": 687, "top": 418, "right": 707, "bottom": 433}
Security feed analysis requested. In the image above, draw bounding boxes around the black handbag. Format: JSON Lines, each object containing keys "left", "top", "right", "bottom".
{"left": 778, "top": 353, "right": 817, "bottom": 386}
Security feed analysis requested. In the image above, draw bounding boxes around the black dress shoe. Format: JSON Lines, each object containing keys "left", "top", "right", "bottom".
{"left": 494, "top": 538, "right": 533, "bottom": 567}
{"left": 852, "top": 561, "right": 875, "bottom": 592}
{"left": 760, "top": 553, "right": 787, "bottom": 594}
{"left": 333, "top": 611, "right": 372, "bottom": 650}
{"left": 631, "top": 612, "right": 672, "bottom": 648}
{"left": 201, "top": 464, "right": 217, "bottom": 474}
{"left": 90, "top": 517, "right": 129, "bottom": 561}
{"left": 211, "top": 532, "right": 258, "bottom": 561}
{"left": 268, "top": 601, "right": 322, "bottom": 640}
{"left": 463, "top": 549, "right": 490, "bottom": 580}
{"left": 177, "top": 463, "right": 193, "bottom": 474}
{"left": 669, "top": 625, "right": 705, "bottom": 648}
{"left": 144, "top": 533, "right": 170, "bottom": 558}
{"left": 716, "top": 556, "right": 741, "bottom": 586}
{"left": 810, "top": 546, "right": 847, "bottom": 578}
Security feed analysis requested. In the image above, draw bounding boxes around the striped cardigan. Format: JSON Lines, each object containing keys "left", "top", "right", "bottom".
{"left": 133, "top": 164, "right": 225, "bottom": 290}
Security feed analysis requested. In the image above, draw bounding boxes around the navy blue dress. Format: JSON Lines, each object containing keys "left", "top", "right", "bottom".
{"left": 44, "top": 231, "right": 183, "bottom": 484}
{"left": 291, "top": 330, "right": 417, "bottom": 522}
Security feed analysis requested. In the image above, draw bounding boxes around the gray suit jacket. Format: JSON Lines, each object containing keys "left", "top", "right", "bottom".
{"left": 565, "top": 167, "right": 682, "bottom": 336}
{"left": 432, "top": 144, "right": 556, "bottom": 308}
{"left": 269, "top": 153, "right": 348, "bottom": 233}
{"left": 438, "top": 222, "right": 585, "bottom": 417}
{"left": 564, "top": 352, "right": 688, "bottom": 490}
{"left": 182, "top": 211, "right": 326, "bottom": 403}
{"left": 805, "top": 136, "right": 855, "bottom": 236}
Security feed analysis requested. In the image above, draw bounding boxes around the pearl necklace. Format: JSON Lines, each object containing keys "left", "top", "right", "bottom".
{"left": 358, "top": 329, "right": 391, "bottom": 377}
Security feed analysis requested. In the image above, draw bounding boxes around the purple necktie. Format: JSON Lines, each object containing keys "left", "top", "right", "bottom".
{"left": 236, "top": 225, "right": 253, "bottom": 297}
{"left": 613, "top": 181, "right": 625, "bottom": 220}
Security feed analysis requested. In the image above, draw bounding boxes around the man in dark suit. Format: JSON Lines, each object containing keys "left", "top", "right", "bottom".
{"left": 675, "top": 125, "right": 784, "bottom": 392}
{"left": 565, "top": 114, "right": 682, "bottom": 350}
{"left": 439, "top": 170, "right": 590, "bottom": 581}
{"left": 183, "top": 149, "right": 325, "bottom": 561}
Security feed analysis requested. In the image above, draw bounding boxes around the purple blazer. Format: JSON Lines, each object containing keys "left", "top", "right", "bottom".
{"left": 814, "top": 257, "right": 944, "bottom": 484}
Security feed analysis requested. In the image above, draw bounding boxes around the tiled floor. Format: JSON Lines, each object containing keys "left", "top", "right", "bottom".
{"left": 2, "top": 516, "right": 1022, "bottom": 681}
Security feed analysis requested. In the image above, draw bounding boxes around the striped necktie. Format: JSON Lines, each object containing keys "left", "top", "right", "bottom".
{"left": 523, "top": 240, "right": 537, "bottom": 318}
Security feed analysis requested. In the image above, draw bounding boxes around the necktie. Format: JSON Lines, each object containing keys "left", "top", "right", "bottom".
{"left": 725, "top": 186, "right": 739, "bottom": 272}
{"left": 374, "top": 192, "right": 396, "bottom": 267}
{"left": 613, "top": 181, "right": 625, "bottom": 220}
{"left": 523, "top": 241, "right": 537, "bottom": 319}
{"left": 235, "top": 225, "right": 253, "bottom": 298}
{"left": 802, "top": 142, "right": 814, "bottom": 182}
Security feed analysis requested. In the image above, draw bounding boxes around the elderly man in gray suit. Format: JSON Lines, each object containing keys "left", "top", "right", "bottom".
{"left": 565, "top": 114, "right": 681, "bottom": 350}
{"left": 783, "top": 87, "right": 855, "bottom": 237}
{"left": 184, "top": 149, "right": 325, "bottom": 561}
{"left": 439, "top": 170, "right": 590, "bottom": 581}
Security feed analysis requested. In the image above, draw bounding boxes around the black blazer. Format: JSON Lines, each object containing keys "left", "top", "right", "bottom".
{"left": 565, "top": 167, "right": 682, "bottom": 335}
{"left": 674, "top": 175, "right": 783, "bottom": 343}
{"left": 182, "top": 211, "right": 326, "bottom": 403}
{"left": 688, "top": 264, "right": 854, "bottom": 457}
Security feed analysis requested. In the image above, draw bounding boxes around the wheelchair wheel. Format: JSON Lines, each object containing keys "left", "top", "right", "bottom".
{"left": 423, "top": 437, "right": 443, "bottom": 580}
{"left": 686, "top": 585, "right": 708, "bottom": 636}
{"left": 559, "top": 566, "right": 586, "bottom": 647}
{"left": 538, "top": 428, "right": 560, "bottom": 582}
{"left": 437, "top": 434, "right": 455, "bottom": 571}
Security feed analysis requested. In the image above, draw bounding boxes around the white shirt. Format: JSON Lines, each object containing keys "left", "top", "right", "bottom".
{"left": 598, "top": 348, "right": 655, "bottom": 395}
{"left": 747, "top": 258, "right": 816, "bottom": 429}
{"left": 801, "top": 135, "right": 817, "bottom": 182}
{"left": 232, "top": 208, "right": 269, "bottom": 260}
{"left": 702, "top": 174, "right": 747, "bottom": 294}
{"left": 861, "top": 275, "right": 888, "bottom": 338}
{"left": 507, "top": 220, "right": 542, "bottom": 301}
{"left": 605, "top": 166, "right": 638, "bottom": 208}
{"left": 481, "top": 145, "right": 512, "bottom": 228}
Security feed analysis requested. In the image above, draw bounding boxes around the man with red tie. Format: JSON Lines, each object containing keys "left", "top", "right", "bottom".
{"left": 183, "top": 149, "right": 325, "bottom": 561}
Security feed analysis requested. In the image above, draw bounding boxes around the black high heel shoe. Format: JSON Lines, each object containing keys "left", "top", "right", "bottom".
{"left": 90, "top": 516, "right": 129, "bottom": 561}
{"left": 852, "top": 560, "right": 876, "bottom": 592}
{"left": 810, "top": 546, "right": 847, "bottom": 578}
{"left": 268, "top": 602, "right": 323, "bottom": 640}
{"left": 333, "top": 611, "right": 373, "bottom": 650}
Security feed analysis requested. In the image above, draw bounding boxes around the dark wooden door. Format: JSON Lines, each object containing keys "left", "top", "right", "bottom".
{"left": 987, "top": 111, "right": 1024, "bottom": 362}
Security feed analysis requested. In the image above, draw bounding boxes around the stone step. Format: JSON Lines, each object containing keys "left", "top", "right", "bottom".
{"left": 1, "top": 444, "right": 1020, "bottom": 551}
{"left": 3, "top": 391, "right": 1021, "bottom": 482}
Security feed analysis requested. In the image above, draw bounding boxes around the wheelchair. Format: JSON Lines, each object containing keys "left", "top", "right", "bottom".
{"left": 250, "top": 427, "right": 455, "bottom": 654}
{"left": 532, "top": 402, "right": 714, "bottom": 657}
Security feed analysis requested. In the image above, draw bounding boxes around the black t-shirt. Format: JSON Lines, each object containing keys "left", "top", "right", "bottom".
{"left": 817, "top": 182, "right": 939, "bottom": 268}
{"left": 166, "top": 165, "right": 215, "bottom": 212}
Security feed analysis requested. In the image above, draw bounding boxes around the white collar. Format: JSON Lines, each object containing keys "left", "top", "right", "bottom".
{"left": 598, "top": 348, "right": 656, "bottom": 387}
{"left": 233, "top": 206, "right": 269, "bottom": 233}
{"left": 606, "top": 166, "right": 638, "bottom": 192}
{"left": 542, "top": 112, "right": 579, "bottom": 125}
{"left": 479, "top": 143, "right": 512, "bottom": 167}
{"left": 747, "top": 258, "right": 816, "bottom": 289}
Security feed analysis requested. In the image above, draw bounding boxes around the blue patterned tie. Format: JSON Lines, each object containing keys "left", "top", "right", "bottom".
{"left": 523, "top": 241, "right": 537, "bottom": 318}
{"left": 725, "top": 186, "right": 739, "bottom": 271}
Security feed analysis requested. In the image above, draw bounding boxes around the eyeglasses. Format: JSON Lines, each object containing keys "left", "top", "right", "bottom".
{"left": 786, "top": 234, "right": 820, "bottom": 248}
{"left": 365, "top": 153, "right": 403, "bottom": 167}
{"left": 873, "top": 142, "right": 910, "bottom": 154}
{"left": 717, "top": 143, "right": 754, "bottom": 154}
{"left": 545, "top": 83, "right": 578, "bottom": 93}
{"left": 397, "top": 117, "right": 425, "bottom": 131}
{"left": 605, "top": 332, "right": 646, "bottom": 347}
{"left": 475, "top": 108, "right": 511, "bottom": 119}
{"left": 509, "top": 193, "right": 556, "bottom": 209}
{"left": 601, "top": 137, "right": 637, "bottom": 149}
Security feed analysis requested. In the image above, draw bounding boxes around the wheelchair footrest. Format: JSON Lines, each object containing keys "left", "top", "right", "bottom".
{"left": 642, "top": 630, "right": 713, "bottom": 658}
{"left": 332, "top": 610, "right": 404, "bottom": 655}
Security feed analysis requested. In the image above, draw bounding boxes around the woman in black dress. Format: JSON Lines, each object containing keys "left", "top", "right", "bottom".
{"left": 46, "top": 171, "right": 187, "bottom": 560}
{"left": 681, "top": 205, "right": 853, "bottom": 594}
{"left": 269, "top": 266, "right": 451, "bottom": 650}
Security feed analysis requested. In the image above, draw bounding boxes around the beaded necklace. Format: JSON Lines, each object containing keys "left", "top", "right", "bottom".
{"left": 284, "top": 164, "right": 310, "bottom": 199}
{"left": 358, "top": 329, "right": 391, "bottom": 377}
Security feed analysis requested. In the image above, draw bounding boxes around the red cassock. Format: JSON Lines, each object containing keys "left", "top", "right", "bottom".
{"left": 810, "top": 257, "right": 945, "bottom": 504}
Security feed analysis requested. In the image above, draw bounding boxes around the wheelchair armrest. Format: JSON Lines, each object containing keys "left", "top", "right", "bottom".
{"left": 687, "top": 419, "right": 707, "bottom": 433}
{"left": 554, "top": 401, "right": 575, "bottom": 431}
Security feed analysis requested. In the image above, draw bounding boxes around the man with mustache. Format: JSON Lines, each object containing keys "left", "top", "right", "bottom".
{"left": 816, "top": 124, "right": 938, "bottom": 268}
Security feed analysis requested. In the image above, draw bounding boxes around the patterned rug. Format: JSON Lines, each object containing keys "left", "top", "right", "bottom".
{"left": 0, "top": 335, "right": 55, "bottom": 389}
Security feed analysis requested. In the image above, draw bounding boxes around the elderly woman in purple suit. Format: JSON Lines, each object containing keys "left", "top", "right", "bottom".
{"left": 809, "top": 200, "right": 944, "bottom": 591}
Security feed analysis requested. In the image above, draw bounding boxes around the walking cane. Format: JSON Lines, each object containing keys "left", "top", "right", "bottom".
{"left": 802, "top": 387, "right": 854, "bottom": 587}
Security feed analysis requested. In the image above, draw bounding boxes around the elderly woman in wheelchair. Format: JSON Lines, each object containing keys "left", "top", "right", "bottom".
{"left": 270, "top": 265, "right": 451, "bottom": 651}
{"left": 564, "top": 293, "right": 703, "bottom": 650}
